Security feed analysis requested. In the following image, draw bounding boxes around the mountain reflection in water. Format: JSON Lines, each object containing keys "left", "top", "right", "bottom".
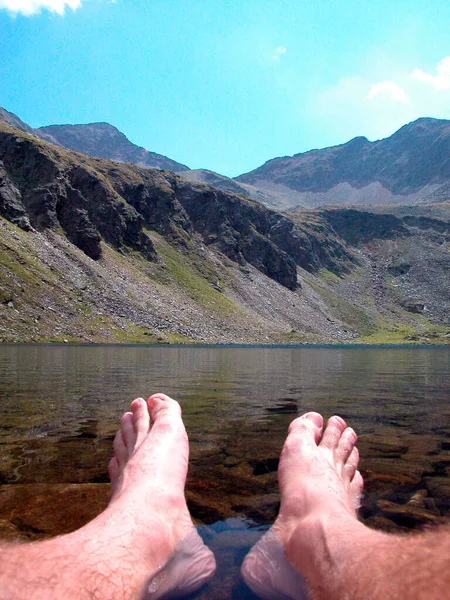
{"left": 0, "top": 344, "right": 449, "bottom": 598}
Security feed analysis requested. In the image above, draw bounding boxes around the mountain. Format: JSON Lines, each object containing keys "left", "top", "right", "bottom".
{"left": 1, "top": 119, "right": 449, "bottom": 345}
{"left": 236, "top": 118, "right": 450, "bottom": 208}
{"left": 0, "top": 107, "right": 189, "bottom": 172}
{"left": 4, "top": 107, "right": 450, "bottom": 212}
{"left": 0, "top": 107, "right": 35, "bottom": 135}
{"left": 37, "top": 122, "right": 190, "bottom": 172}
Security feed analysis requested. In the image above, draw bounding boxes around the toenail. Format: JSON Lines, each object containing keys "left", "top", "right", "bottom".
{"left": 299, "top": 412, "right": 323, "bottom": 428}
{"left": 330, "top": 415, "right": 346, "bottom": 428}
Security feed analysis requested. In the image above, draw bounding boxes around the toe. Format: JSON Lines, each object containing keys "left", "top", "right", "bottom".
{"left": 349, "top": 470, "right": 364, "bottom": 510}
{"left": 130, "top": 397, "right": 150, "bottom": 446}
{"left": 113, "top": 429, "right": 129, "bottom": 469}
{"left": 337, "top": 427, "right": 358, "bottom": 463}
{"left": 108, "top": 456, "right": 120, "bottom": 484}
{"left": 120, "top": 412, "right": 136, "bottom": 456}
{"left": 148, "top": 393, "right": 183, "bottom": 425}
{"left": 320, "top": 415, "right": 347, "bottom": 450}
{"left": 146, "top": 393, "right": 188, "bottom": 494}
{"left": 288, "top": 412, "right": 324, "bottom": 445}
{"left": 343, "top": 447, "right": 359, "bottom": 481}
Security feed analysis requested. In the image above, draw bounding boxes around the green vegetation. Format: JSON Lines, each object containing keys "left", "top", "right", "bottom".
{"left": 166, "top": 332, "right": 198, "bottom": 344}
{"left": 355, "top": 314, "right": 449, "bottom": 344}
{"left": 318, "top": 268, "right": 340, "bottom": 284}
{"left": 149, "top": 232, "right": 239, "bottom": 316}
{"left": 307, "top": 278, "right": 374, "bottom": 335}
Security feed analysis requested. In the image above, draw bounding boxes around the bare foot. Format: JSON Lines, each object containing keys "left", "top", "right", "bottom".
{"left": 77, "top": 393, "right": 216, "bottom": 598}
{"left": 241, "top": 412, "right": 364, "bottom": 599}
{"left": 0, "top": 394, "right": 215, "bottom": 600}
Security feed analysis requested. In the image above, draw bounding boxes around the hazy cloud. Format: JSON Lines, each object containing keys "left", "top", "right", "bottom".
{"left": 0, "top": 0, "right": 83, "bottom": 15}
{"left": 273, "top": 46, "right": 287, "bottom": 62}
{"left": 366, "top": 81, "right": 410, "bottom": 104}
{"left": 412, "top": 56, "right": 450, "bottom": 91}
{"left": 312, "top": 55, "right": 450, "bottom": 146}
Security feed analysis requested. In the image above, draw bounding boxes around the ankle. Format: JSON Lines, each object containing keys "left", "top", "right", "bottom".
{"left": 286, "top": 513, "right": 367, "bottom": 579}
{"left": 287, "top": 513, "right": 387, "bottom": 598}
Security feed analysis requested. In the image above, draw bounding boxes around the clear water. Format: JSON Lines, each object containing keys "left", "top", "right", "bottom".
{"left": 0, "top": 344, "right": 449, "bottom": 598}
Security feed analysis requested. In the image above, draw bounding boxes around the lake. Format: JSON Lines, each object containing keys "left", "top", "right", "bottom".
{"left": 0, "top": 344, "right": 449, "bottom": 598}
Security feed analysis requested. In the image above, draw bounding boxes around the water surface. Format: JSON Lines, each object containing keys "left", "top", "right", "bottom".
{"left": 0, "top": 345, "right": 449, "bottom": 598}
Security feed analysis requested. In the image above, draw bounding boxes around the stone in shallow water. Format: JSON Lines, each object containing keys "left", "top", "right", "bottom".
{"left": 0, "top": 483, "right": 110, "bottom": 540}
{"left": 424, "top": 477, "right": 450, "bottom": 508}
{"left": 365, "top": 515, "right": 411, "bottom": 534}
{"left": 186, "top": 489, "right": 237, "bottom": 523}
{"left": 231, "top": 492, "right": 280, "bottom": 524}
{"left": 358, "top": 434, "right": 409, "bottom": 458}
{"left": 376, "top": 499, "right": 446, "bottom": 526}
{"left": 209, "top": 529, "right": 262, "bottom": 551}
{"left": 361, "top": 457, "right": 427, "bottom": 486}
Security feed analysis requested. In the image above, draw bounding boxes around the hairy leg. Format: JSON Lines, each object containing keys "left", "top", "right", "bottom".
{"left": 242, "top": 412, "right": 450, "bottom": 600}
{"left": 0, "top": 394, "right": 215, "bottom": 600}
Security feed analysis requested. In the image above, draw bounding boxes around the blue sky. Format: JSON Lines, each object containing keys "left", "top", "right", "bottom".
{"left": 1, "top": 0, "right": 450, "bottom": 177}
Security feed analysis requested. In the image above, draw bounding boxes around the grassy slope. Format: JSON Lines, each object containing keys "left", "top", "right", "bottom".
{"left": 1, "top": 215, "right": 449, "bottom": 345}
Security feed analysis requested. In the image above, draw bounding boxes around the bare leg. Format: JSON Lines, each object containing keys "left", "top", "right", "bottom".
{"left": 242, "top": 412, "right": 450, "bottom": 600}
{"left": 0, "top": 393, "right": 215, "bottom": 599}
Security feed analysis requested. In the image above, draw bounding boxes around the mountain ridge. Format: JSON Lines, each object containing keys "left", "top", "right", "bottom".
{"left": 38, "top": 122, "right": 190, "bottom": 172}
{"left": 0, "top": 107, "right": 189, "bottom": 173}
{"left": 3, "top": 106, "right": 450, "bottom": 210}
{"left": 236, "top": 117, "right": 450, "bottom": 208}
{"left": 0, "top": 117, "right": 449, "bottom": 345}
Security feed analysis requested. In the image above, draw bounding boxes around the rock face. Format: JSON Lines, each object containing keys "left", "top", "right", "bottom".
{"left": 0, "top": 127, "right": 155, "bottom": 261}
{"left": 37, "top": 122, "right": 190, "bottom": 172}
{"left": 0, "top": 161, "right": 31, "bottom": 230}
{"left": 236, "top": 118, "right": 450, "bottom": 208}
{"left": 0, "top": 124, "right": 300, "bottom": 289}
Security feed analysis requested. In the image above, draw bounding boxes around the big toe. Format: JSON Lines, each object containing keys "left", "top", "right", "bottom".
{"left": 148, "top": 393, "right": 183, "bottom": 426}
{"left": 286, "top": 412, "right": 324, "bottom": 444}
{"left": 280, "top": 412, "right": 324, "bottom": 467}
{"left": 145, "top": 393, "right": 189, "bottom": 494}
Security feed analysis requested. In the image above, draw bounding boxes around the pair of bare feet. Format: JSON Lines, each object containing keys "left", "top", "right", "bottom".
{"left": 104, "top": 393, "right": 364, "bottom": 599}
{"left": 2, "top": 393, "right": 448, "bottom": 599}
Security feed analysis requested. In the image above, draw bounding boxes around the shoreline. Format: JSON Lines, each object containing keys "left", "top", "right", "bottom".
{"left": 1, "top": 341, "right": 449, "bottom": 348}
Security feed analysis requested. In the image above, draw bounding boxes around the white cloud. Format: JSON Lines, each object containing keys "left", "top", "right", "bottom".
{"left": 411, "top": 56, "right": 450, "bottom": 91}
{"left": 273, "top": 46, "right": 287, "bottom": 62}
{"left": 0, "top": 0, "right": 82, "bottom": 15}
{"left": 366, "top": 81, "right": 410, "bottom": 104}
{"left": 313, "top": 76, "right": 415, "bottom": 142}
{"left": 312, "top": 56, "right": 450, "bottom": 145}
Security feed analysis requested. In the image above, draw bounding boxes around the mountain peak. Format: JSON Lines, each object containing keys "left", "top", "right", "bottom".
{"left": 0, "top": 107, "right": 35, "bottom": 134}
{"left": 0, "top": 107, "right": 190, "bottom": 173}
{"left": 37, "top": 122, "right": 190, "bottom": 172}
{"left": 236, "top": 117, "right": 450, "bottom": 206}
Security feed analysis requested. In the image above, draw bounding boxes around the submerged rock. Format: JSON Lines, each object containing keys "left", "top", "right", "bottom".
{"left": 376, "top": 499, "right": 445, "bottom": 526}
{"left": 0, "top": 483, "right": 109, "bottom": 540}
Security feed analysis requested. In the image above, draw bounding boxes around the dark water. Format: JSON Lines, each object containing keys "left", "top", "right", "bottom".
{"left": 0, "top": 344, "right": 449, "bottom": 598}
